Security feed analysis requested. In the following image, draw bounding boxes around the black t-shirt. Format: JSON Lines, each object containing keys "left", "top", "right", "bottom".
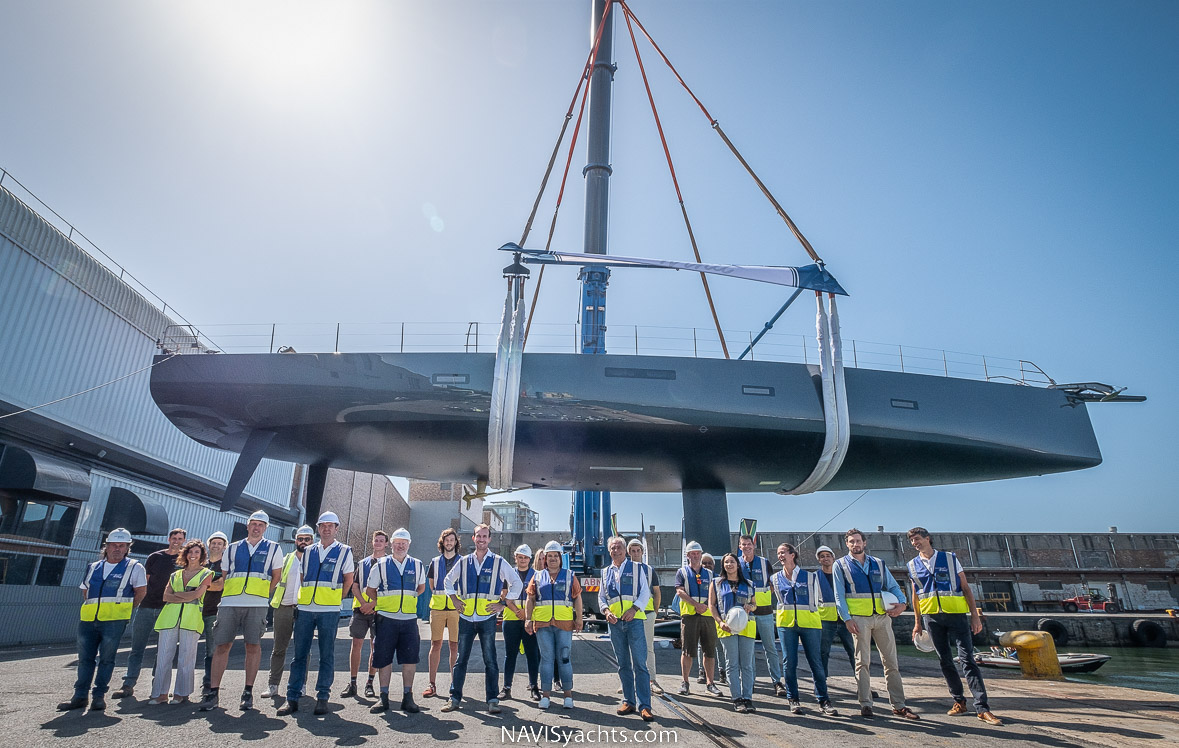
{"left": 202, "top": 557, "right": 224, "bottom": 616}
{"left": 141, "top": 549, "right": 180, "bottom": 609}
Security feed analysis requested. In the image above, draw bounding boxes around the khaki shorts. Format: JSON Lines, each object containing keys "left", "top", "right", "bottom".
{"left": 429, "top": 609, "right": 459, "bottom": 643}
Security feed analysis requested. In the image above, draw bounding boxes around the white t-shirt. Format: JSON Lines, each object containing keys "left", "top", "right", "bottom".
{"left": 299, "top": 540, "right": 356, "bottom": 613}
{"left": 219, "top": 537, "right": 285, "bottom": 609}
{"left": 919, "top": 551, "right": 964, "bottom": 577}
{"left": 372, "top": 555, "right": 426, "bottom": 621}
{"left": 81, "top": 559, "right": 147, "bottom": 590}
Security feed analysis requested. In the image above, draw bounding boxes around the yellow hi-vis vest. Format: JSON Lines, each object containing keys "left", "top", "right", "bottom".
{"left": 677, "top": 565, "right": 711, "bottom": 616}
{"left": 640, "top": 563, "right": 657, "bottom": 613}
{"left": 816, "top": 571, "right": 839, "bottom": 622}
{"left": 837, "top": 555, "right": 889, "bottom": 617}
{"left": 531, "top": 568, "right": 574, "bottom": 623}
{"left": 354, "top": 555, "right": 380, "bottom": 609}
{"left": 80, "top": 558, "right": 140, "bottom": 622}
{"left": 373, "top": 556, "right": 420, "bottom": 614}
{"left": 907, "top": 551, "right": 970, "bottom": 615}
{"left": 771, "top": 568, "right": 822, "bottom": 629}
{"left": 503, "top": 567, "right": 534, "bottom": 621}
{"left": 740, "top": 554, "right": 772, "bottom": 608}
{"left": 298, "top": 542, "right": 351, "bottom": 607}
{"left": 602, "top": 560, "right": 647, "bottom": 620}
{"left": 270, "top": 551, "right": 300, "bottom": 608}
{"left": 714, "top": 578, "right": 756, "bottom": 638}
{"left": 455, "top": 553, "right": 508, "bottom": 617}
{"left": 429, "top": 555, "right": 458, "bottom": 610}
{"left": 222, "top": 537, "right": 280, "bottom": 600}
{"left": 155, "top": 568, "right": 213, "bottom": 633}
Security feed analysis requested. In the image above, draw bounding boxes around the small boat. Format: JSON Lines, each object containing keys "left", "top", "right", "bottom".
{"left": 973, "top": 647, "right": 1111, "bottom": 673}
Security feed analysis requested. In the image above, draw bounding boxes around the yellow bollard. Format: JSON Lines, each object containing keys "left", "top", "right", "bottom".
{"left": 999, "top": 630, "right": 1063, "bottom": 680}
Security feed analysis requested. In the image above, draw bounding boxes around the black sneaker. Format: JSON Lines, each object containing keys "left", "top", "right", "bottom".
{"left": 371, "top": 694, "right": 390, "bottom": 714}
{"left": 530, "top": 685, "right": 542, "bottom": 702}
{"left": 198, "top": 691, "right": 219, "bottom": 712}
{"left": 744, "top": 699, "right": 756, "bottom": 714}
{"left": 240, "top": 690, "right": 253, "bottom": 710}
{"left": 789, "top": 699, "right": 803, "bottom": 714}
{"left": 678, "top": 681, "right": 690, "bottom": 695}
{"left": 90, "top": 695, "right": 107, "bottom": 711}
{"left": 497, "top": 687, "right": 511, "bottom": 700}
{"left": 774, "top": 682, "right": 789, "bottom": 698}
{"left": 734, "top": 699, "right": 747, "bottom": 713}
{"left": 340, "top": 683, "right": 357, "bottom": 698}
{"left": 277, "top": 699, "right": 299, "bottom": 715}
{"left": 820, "top": 701, "right": 839, "bottom": 716}
{"left": 401, "top": 693, "right": 421, "bottom": 713}
{"left": 364, "top": 681, "right": 376, "bottom": 699}
{"left": 57, "top": 697, "right": 87, "bottom": 711}
{"left": 313, "top": 698, "right": 330, "bottom": 715}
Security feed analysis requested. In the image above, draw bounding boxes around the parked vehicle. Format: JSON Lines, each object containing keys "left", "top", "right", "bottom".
{"left": 1062, "top": 589, "right": 1120, "bottom": 613}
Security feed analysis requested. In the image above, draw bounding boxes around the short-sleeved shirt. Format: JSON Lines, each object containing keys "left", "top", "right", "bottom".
{"left": 141, "top": 550, "right": 181, "bottom": 609}
{"left": 917, "top": 550, "right": 964, "bottom": 577}
{"left": 219, "top": 538, "right": 286, "bottom": 609}
{"left": 372, "top": 555, "right": 426, "bottom": 621}
{"left": 81, "top": 559, "right": 147, "bottom": 591}
{"left": 299, "top": 540, "right": 356, "bottom": 613}
{"left": 526, "top": 573, "right": 583, "bottom": 630}
{"left": 201, "top": 557, "right": 224, "bottom": 616}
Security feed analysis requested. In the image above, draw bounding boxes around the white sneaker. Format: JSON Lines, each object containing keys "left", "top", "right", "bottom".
{"left": 539, "top": 696, "right": 551, "bottom": 709}
{"left": 260, "top": 685, "right": 276, "bottom": 699}
{"left": 563, "top": 696, "right": 574, "bottom": 709}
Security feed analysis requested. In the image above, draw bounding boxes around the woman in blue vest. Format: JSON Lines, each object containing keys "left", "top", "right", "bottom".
{"left": 501, "top": 544, "right": 540, "bottom": 701}
{"left": 709, "top": 552, "right": 758, "bottom": 713}
{"left": 771, "top": 543, "right": 837, "bottom": 716}
{"left": 526, "top": 540, "right": 584, "bottom": 709}
{"left": 150, "top": 540, "right": 214, "bottom": 704}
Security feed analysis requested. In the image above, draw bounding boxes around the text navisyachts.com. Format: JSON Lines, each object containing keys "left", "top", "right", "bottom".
{"left": 503, "top": 726, "right": 679, "bottom": 745}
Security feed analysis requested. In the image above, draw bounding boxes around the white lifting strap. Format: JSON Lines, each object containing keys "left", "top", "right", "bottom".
{"left": 783, "top": 293, "right": 849, "bottom": 494}
{"left": 488, "top": 277, "right": 526, "bottom": 490}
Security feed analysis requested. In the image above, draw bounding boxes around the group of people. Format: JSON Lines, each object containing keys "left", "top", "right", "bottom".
{"left": 61, "top": 517, "right": 1002, "bottom": 729}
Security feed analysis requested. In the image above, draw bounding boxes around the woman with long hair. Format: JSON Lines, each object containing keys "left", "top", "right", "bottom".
{"left": 150, "top": 539, "right": 213, "bottom": 704}
{"left": 772, "top": 542, "right": 837, "bottom": 716}
{"left": 709, "top": 552, "right": 758, "bottom": 712}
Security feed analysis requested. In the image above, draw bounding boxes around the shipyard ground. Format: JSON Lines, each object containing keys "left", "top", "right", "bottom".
{"left": 13, "top": 623, "right": 1178, "bottom": 748}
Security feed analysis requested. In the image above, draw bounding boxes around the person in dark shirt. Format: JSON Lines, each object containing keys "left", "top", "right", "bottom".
{"left": 200, "top": 531, "right": 227, "bottom": 695}
{"left": 112, "top": 527, "right": 186, "bottom": 699}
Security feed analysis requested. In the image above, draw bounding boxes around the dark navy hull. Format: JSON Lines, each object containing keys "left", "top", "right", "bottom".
{"left": 149, "top": 351, "right": 1102, "bottom": 492}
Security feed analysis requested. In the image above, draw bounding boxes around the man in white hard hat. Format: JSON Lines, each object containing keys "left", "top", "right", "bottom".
{"left": 628, "top": 538, "right": 663, "bottom": 695}
{"left": 675, "top": 541, "right": 720, "bottom": 696}
{"left": 58, "top": 529, "right": 146, "bottom": 712}
{"left": 199, "top": 531, "right": 229, "bottom": 696}
{"left": 279, "top": 511, "right": 355, "bottom": 716}
{"left": 112, "top": 526, "right": 186, "bottom": 699}
{"left": 343, "top": 530, "right": 388, "bottom": 700}
{"left": 501, "top": 544, "right": 540, "bottom": 701}
{"left": 366, "top": 527, "right": 426, "bottom": 713}
{"left": 261, "top": 525, "right": 314, "bottom": 699}
{"left": 600, "top": 536, "right": 653, "bottom": 722}
{"left": 201, "top": 510, "right": 283, "bottom": 711}
{"left": 440, "top": 523, "right": 522, "bottom": 715}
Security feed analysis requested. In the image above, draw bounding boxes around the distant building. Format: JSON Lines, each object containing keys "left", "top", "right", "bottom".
{"left": 482, "top": 506, "right": 504, "bottom": 533}
{"left": 406, "top": 480, "right": 483, "bottom": 553}
{"left": 486, "top": 499, "right": 538, "bottom": 532}
{"left": 318, "top": 468, "right": 411, "bottom": 556}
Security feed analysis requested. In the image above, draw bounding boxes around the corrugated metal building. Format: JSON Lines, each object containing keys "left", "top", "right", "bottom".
{"left": 0, "top": 184, "right": 301, "bottom": 645}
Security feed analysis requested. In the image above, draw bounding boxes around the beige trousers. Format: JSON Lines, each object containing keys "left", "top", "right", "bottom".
{"left": 850, "top": 613, "right": 905, "bottom": 709}
{"left": 643, "top": 613, "right": 657, "bottom": 682}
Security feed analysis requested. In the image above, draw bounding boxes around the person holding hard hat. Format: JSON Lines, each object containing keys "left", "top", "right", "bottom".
{"left": 600, "top": 536, "right": 654, "bottom": 722}
{"left": 199, "top": 531, "right": 228, "bottom": 696}
{"left": 907, "top": 527, "right": 1002, "bottom": 726}
{"left": 150, "top": 539, "right": 214, "bottom": 704}
{"left": 201, "top": 510, "right": 283, "bottom": 712}
{"left": 261, "top": 525, "right": 314, "bottom": 699}
{"left": 526, "top": 540, "right": 583, "bottom": 709}
{"left": 500, "top": 544, "right": 540, "bottom": 701}
{"left": 58, "top": 528, "right": 146, "bottom": 712}
{"left": 343, "top": 530, "right": 388, "bottom": 700}
{"left": 675, "top": 541, "right": 720, "bottom": 697}
{"left": 279, "top": 511, "right": 355, "bottom": 716}
{"left": 834, "top": 528, "right": 918, "bottom": 720}
{"left": 710, "top": 552, "right": 757, "bottom": 713}
{"left": 366, "top": 527, "right": 426, "bottom": 714}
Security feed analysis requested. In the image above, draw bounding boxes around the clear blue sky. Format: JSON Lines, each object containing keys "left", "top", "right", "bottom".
{"left": 2, "top": 1, "right": 1175, "bottom": 534}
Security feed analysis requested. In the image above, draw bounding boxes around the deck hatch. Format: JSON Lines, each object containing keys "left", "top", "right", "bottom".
{"left": 432, "top": 373, "right": 470, "bottom": 385}
{"left": 604, "top": 367, "right": 676, "bottom": 380}
{"left": 742, "top": 385, "right": 775, "bottom": 396}
{"left": 891, "top": 398, "right": 919, "bottom": 410}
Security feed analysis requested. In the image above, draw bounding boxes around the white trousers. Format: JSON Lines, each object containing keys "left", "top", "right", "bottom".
{"left": 151, "top": 626, "right": 200, "bottom": 698}
{"left": 643, "top": 613, "right": 657, "bottom": 681}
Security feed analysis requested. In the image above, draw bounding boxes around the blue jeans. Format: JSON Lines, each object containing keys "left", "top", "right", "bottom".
{"left": 777, "top": 626, "right": 828, "bottom": 702}
{"left": 820, "top": 618, "right": 855, "bottom": 673}
{"left": 450, "top": 617, "right": 499, "bottom": 703}
{"left": 286, "top": 611, "right": 338, "bottom": 701}
{"left": 200, "top": 614, "right": 217, "bottom": 689}
{"left": 122, "top": 606, "right": 161, "bottom": 686}
{"left": 752, "top": 613, "right": 782, "bottom": 683}
{"left": 75, "top": 619, "right": 129, "bottom": 699}
{"left": 502, "top": 620, "right": 539, "bottom": 689}
{"left": 925, "top": 613, "right": 989, "bottom": 713}
{"left": 536, "top": 626, "right": 573, "bottom": 693}
{"left": 720, "top": 634, "right": 755, "bottom": 702}
{"left": 609, "top": 618, "right": 650, "bottom": 710}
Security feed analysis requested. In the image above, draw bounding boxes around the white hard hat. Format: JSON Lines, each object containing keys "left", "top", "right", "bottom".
{"left": 207, "top": 531, "right": 228, "bottom": 544}
{"left": 317, "top": 511, "right": 340, "bottom": 525}
{"left": 880, "top": 591, "right": 901, "bottom": 608}
{"left": 627, "top": 537, "right": 644, "bottom": 549}
{"left": 295, "top": 525, "right": 314, "bottom": 538}
{"left": 248, "top": 510, "right": 270, "bottom": 524}
{"left": 391, "top": 528, "right": 412, "bottom": 542}
{"left": 106, "top": 528, "right": 133, "bottom": 543}
{"left": 543, "top": 541, "right": 563, "bottom": 554}
{"left": 725, "top": 607, "right": 749, "bottom": 633}
{"left": 815, "top": 545, "right": 835, "bottom": 559}
{"left": 912, "top": 629, "right": 935, "bottom": 653}
{"left": 514, "top": 544, "right": 533, "bottom": 558}
{"left": 685, "top": 541, "right": 703, "bottom": 554}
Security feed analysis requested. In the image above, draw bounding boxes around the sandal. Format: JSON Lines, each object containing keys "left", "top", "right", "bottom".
{"left": 423, "top": 683, "right": 437, "bottom": 698}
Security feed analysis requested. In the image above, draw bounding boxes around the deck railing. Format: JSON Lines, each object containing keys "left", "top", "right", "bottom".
{"left": 161, "top": 322, "right": 1055, "bottom": 386}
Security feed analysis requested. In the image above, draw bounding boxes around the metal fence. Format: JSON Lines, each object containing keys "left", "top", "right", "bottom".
{"left": 162, "top": 322, "right": 1055, "bottom": 386}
